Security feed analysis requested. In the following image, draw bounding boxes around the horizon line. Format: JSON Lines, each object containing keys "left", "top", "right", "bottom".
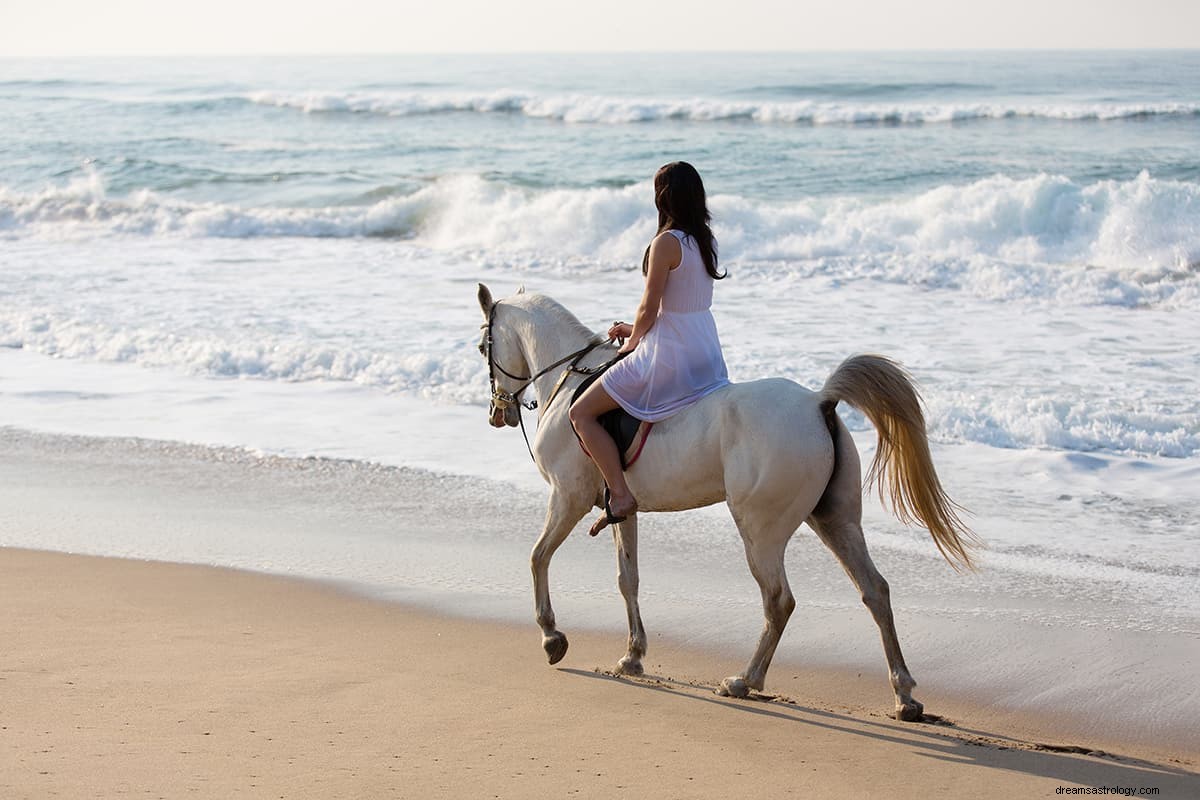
{"left": 4, "top": 46, "right": 1200, "bottom": 60}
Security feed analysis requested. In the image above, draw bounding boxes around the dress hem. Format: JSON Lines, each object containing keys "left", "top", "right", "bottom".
{"left": 600, "top": 372, "right": 730, "bottom": 423}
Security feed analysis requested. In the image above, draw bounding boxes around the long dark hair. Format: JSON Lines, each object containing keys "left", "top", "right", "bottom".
{"left": 641, "top": 161, "right": 725, "bottom": 280}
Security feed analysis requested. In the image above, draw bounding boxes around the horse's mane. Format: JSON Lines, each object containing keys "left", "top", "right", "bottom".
{"left": 510, "top": 292, "right": 606, "bottom": 347}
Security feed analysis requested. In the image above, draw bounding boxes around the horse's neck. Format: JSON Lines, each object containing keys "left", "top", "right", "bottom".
{"left": 518, "top": 311, "right": 610, "bottom": 412}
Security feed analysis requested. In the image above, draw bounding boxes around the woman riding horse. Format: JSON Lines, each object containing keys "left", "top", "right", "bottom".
{"left": 570, "top": 162, "right": 731, "bottom": 536}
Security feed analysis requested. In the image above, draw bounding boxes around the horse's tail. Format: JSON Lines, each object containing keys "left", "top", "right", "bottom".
{"left": 819, "top": 354, "right": 981, "bottom": 571}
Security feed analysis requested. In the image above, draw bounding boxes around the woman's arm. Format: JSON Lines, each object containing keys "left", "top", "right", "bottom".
{"left": 619, "top": 232, "right": 681, "bottom": 354}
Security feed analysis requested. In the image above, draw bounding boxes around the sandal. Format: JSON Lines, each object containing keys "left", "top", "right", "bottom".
{"left": 588, "top": 488, "right": 638, "bottom": 536}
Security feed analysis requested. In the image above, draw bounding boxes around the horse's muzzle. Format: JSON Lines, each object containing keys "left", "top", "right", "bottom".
{"left": 490, "top": 404, "right": 518, "bottom": 428}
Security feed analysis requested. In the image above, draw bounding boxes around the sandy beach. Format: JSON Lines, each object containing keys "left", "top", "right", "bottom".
{"left": 2, "top": 547, "right": 1197, "bottom": 799}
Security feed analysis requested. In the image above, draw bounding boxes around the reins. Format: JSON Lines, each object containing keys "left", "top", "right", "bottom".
{"left": 484, "top": 301, "right": 611, "bottom": 462}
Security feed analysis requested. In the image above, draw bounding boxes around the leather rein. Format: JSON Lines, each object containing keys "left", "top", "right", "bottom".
{"left": 483, "top": 301, "right": 610, "bottom": 462}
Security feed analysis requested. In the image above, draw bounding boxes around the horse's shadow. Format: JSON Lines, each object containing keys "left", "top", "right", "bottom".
{"left": 560, "top": 667, "right": 1198, "bottom": 790}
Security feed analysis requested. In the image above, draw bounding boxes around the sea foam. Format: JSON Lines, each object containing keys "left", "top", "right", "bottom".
{"left": 3, "top": 171, "right": 1197, "bottom": 307}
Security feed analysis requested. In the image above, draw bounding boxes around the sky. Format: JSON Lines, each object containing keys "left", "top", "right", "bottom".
{"left": 2, "top": 0, "right": 1199, "bottom": 57}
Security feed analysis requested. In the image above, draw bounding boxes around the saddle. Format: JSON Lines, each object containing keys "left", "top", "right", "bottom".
{"left": 570, "top": 369, "right": 653, "bottom": 470}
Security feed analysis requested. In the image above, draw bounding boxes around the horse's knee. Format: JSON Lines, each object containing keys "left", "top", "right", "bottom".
{"left": 531, "top": 536, "right": 561, "bottom": 568}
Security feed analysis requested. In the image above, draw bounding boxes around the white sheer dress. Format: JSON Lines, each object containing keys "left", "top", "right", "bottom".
{"left": 600, "top": 229, "right": 730, "bottom": 422}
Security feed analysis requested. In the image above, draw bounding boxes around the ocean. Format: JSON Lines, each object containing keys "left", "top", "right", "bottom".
{"left": 1, "top": 51, "right": 1198, "bottom": 740}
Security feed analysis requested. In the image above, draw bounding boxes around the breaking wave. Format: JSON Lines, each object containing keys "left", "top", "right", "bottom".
{"left": 3, "top": 170, "right": 1198, "bottom": 306}
{"left": 245, "top": 89, "right": 1200, "bottom": 126}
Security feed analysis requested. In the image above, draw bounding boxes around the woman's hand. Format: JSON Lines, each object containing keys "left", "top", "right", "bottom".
{"left": 607, "top": 321, "right": 633, "bottom": 341}
{"left": 617, "top": 338, "right": 637, "bottom": 354}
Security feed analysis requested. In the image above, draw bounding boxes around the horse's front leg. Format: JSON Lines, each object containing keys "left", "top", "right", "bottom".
{"left": 612, "top": 514, "right": 646, "bottom": 676}
{"left": 532, "top": 488, "right": 592, "bottom": 664}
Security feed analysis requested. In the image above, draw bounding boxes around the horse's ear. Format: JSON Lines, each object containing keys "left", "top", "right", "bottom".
{"left": 516, "top": 284, "right": 526, "bottom": 294}
{"left": 477, "top": 283, "right": 493, "bottom": 318}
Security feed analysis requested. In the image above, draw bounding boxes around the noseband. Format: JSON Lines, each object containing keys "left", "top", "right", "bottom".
{"left": 484, "top": 303, "right": 538, "bottom": 413}
{"left": 483, "top": 301, "right": 607, "bottom": 460}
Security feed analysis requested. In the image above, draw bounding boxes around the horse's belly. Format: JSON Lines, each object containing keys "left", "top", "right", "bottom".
{"left": 625, "top": 419, "right": 727, "bottom": 512}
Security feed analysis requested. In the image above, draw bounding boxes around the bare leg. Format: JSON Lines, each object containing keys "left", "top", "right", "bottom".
{"left": 718, "top": 518, "right": 795, "bottom": 698}
{"left": 568, "top": 381, "right": 637, "bottom": 523}
{"left": 532, "top": 489, "right": 592, "bottom": 664}
{"left": 611, "top": 516, "right": 646, "bottom": 676}
{"left": 809, "top": 517, "right": 922, "bottom": 721}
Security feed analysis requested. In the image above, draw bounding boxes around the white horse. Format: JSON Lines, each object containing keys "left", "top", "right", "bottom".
{"left": 477, "top": 284, "right": 978, "bottom": 721}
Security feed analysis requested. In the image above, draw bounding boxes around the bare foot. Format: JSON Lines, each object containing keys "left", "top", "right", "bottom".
{"left": 587, "top": 494, "right": 637, "bottom": 536}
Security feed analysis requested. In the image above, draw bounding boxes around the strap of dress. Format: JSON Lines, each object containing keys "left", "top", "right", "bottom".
{"left": 667, "top": 229, "right": 691, "bottom": 271}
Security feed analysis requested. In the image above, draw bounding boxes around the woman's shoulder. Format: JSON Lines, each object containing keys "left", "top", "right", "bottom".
{"left": 654, "top": 229, "right": 688, "bottom": 252}
{"left": 650, "top": 229, "right": 684, "bottom": 270}
{"left": 648, "top": 230, "right": 686, "bottom": 273}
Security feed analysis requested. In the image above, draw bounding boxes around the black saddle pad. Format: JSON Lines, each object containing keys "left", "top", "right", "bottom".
{"left": 570, "top": 367, "right": 643, "bottom": 470}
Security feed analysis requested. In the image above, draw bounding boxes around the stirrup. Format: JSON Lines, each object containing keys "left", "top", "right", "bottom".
{"left": 588, "top": 488, "right": 636, "bottom": 536}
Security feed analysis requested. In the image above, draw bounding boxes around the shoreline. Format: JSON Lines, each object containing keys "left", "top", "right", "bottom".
{"left": 1, "top": 426, "right": 1197, "bottom": 768}
{"left": 2, "top": 547, "right": 1196, "bottom": 799}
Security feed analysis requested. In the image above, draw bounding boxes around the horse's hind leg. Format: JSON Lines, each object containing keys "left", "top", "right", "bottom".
{"left": 532, "top": 489, "right": 591, "bottom": 665}
{"left": 611, "top": 515, "right": 646, "bottom": 676}
{"left": 808, "top": 515, "right": 923, "bottom": 721}
{"left": 718, "top": 518, "right": 795, "bottom": 699}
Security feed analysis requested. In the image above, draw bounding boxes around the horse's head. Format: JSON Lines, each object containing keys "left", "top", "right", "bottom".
{"left": 477, "top": 283, "right": 529, "bottom": 429}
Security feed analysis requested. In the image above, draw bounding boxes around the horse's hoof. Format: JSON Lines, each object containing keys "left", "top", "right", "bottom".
{"left": 615, "top": 656, "right": 644, "bottom": 677}
{"left": 717, "top": 676, "right": 750, "bottom": 698}
{"left": 895, "top": 699, "right": 924, "bottom": 722}
{"left": 543, "top": 632, "right": 569, "bottom": 665}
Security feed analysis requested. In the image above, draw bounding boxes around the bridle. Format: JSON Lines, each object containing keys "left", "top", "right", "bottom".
{"left": 483, "top": 301, "right": 608, "bottom": 462}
